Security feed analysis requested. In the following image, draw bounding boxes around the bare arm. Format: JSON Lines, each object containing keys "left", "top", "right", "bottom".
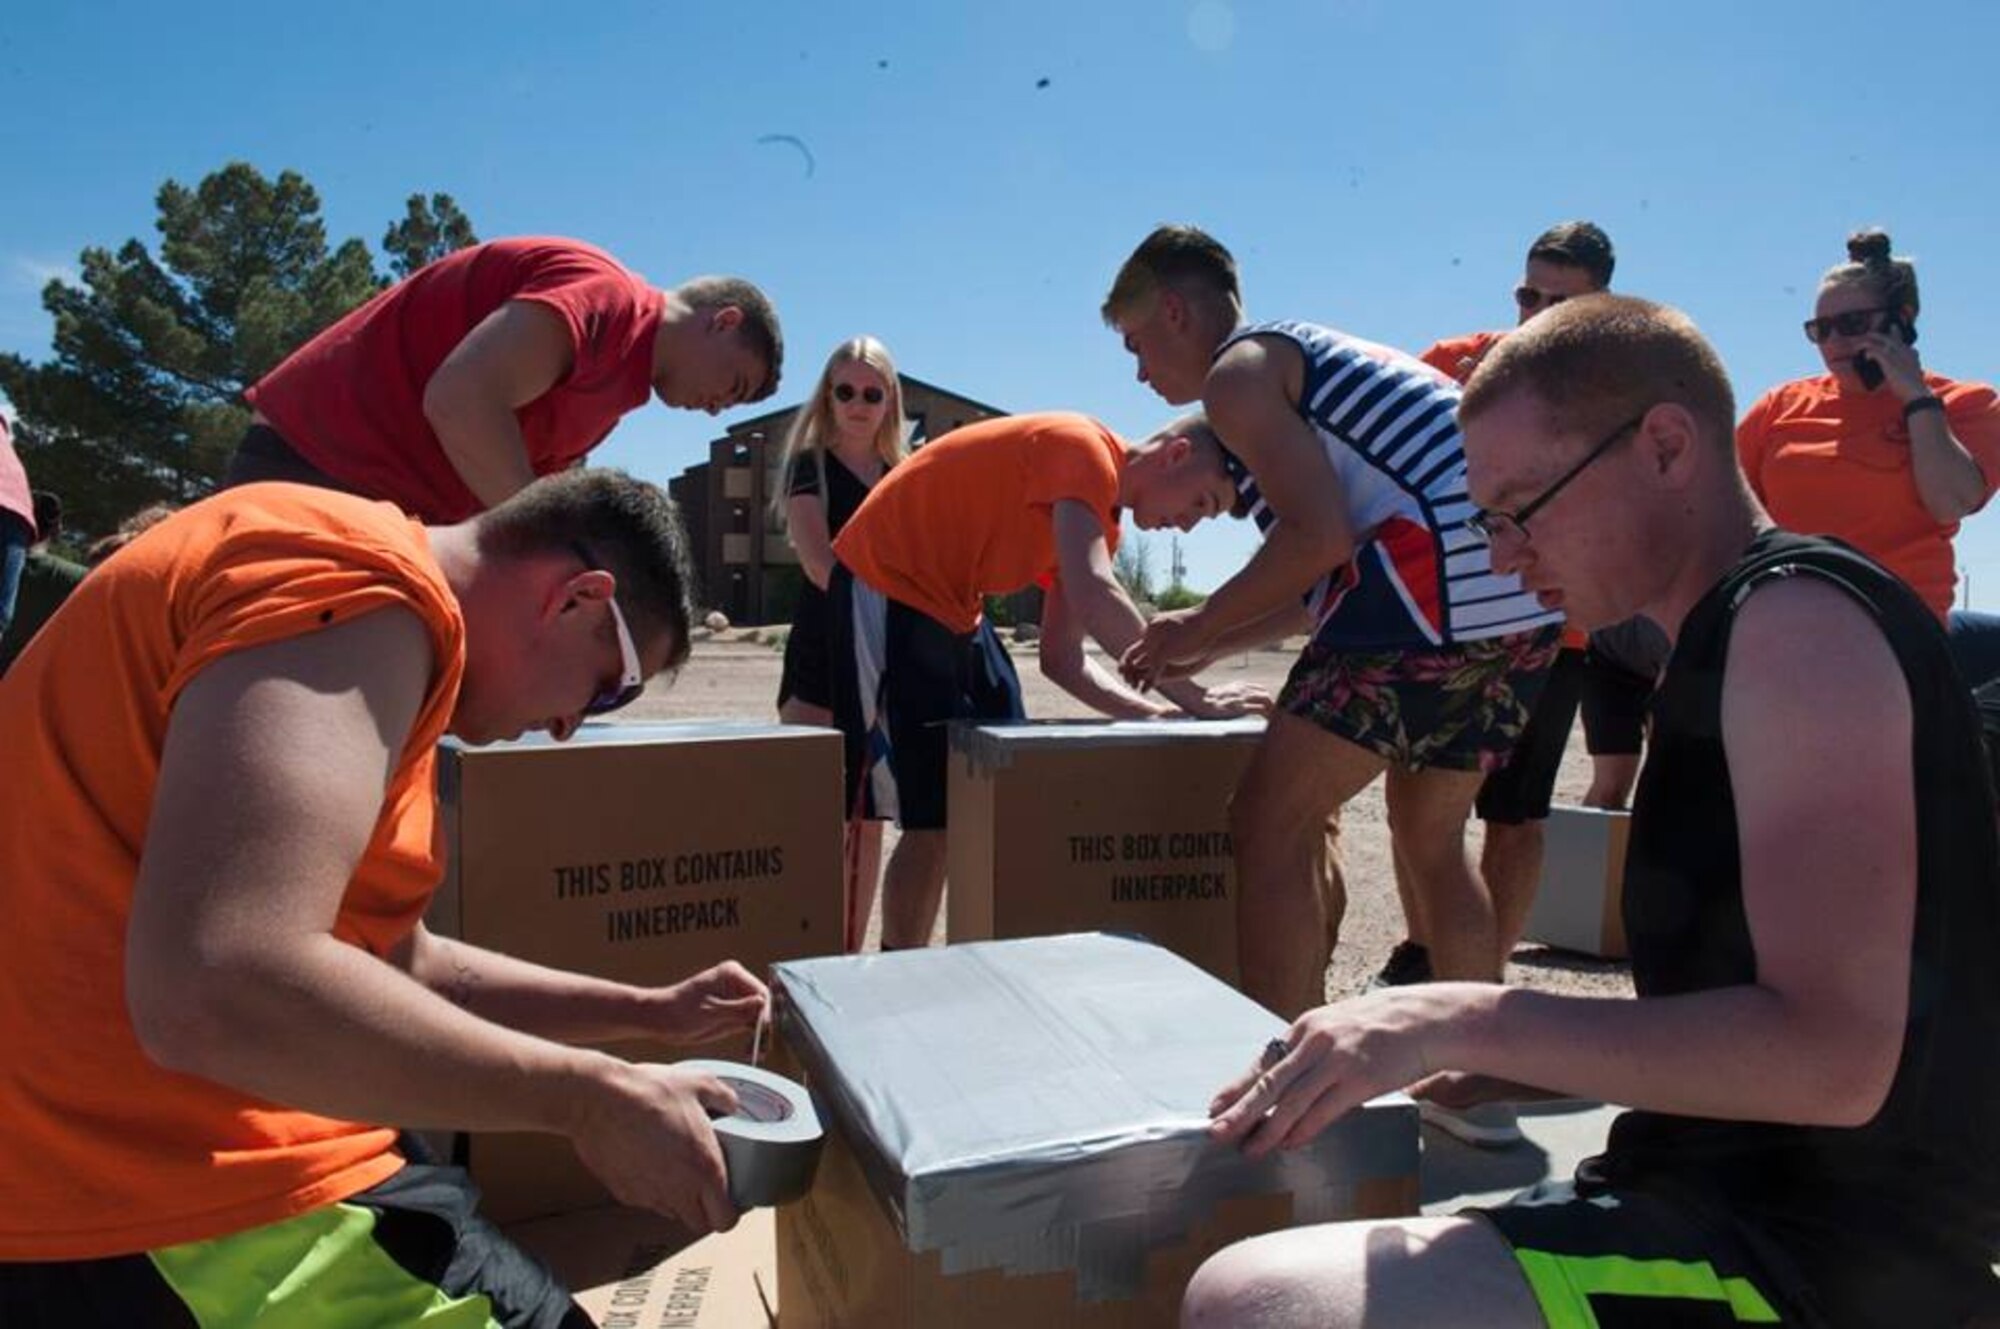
{"left": 1906, "top": 409, "right": 1990, "bottom": 523}
{"left": 1866, "top": 332, "right": 1990, "bottom": 523}
{"left": 421, "top": 299, "right": 575, "bottom": 510}
{"left": 1213, "top": 576, "right": 1917, "bottom": 1152}
{"left": 1038, "top": 537, "right": 1171, "bottom": 721}
{"left": 124, "top": 607, "right": 739, "bottom": 1229}
{"left": 393, "top": 926, "right": 766, "bottom": 1051}
{"left": 1044, "top": 500, "right": 1265, "bottom": 717}
{"left": 1123, "top": 339, "right": 1354, "bottom": 685}
{"left": 785, "top": 491, "right": 836, "bottom": 591}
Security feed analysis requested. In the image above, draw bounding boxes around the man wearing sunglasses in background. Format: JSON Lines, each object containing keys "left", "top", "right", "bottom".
{"left": 1106, "top": 225, "right": 1562, "bottom": 1024}
{"left": 1185, "top": 295, "right": 2000, "bottom": 1329}
{"left": 0, "top": 471, "right": 766, "bottom": 1324}
{"left": 226, "top": 236, "right": 784, "bottom": 522}
{"left": 1378, "top": 223, "right": 1668, "bottom": 1152}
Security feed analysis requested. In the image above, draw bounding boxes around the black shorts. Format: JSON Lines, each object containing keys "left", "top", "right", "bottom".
{"left": 1475, "top": 1175, "right": 2000, "bottom": 1329}
{"left": 778, "top": 585, "right": 834, "bottom": 710}
{"left": 829, "top": 565, "right": 1025, "bottom": 830}
{"left": 1580, "top": 646, "right": 1655, "bottom": 756}
{"left": 1475, "top": 646, "right": 1587, "bottom": 824}
{"left": 224, "top": 423, "right": 369, "bottom": 498}
{"left": 0, "top": 1162, "right": 588, "bottom": 1328}
{"left": 1474, "top": 1179, "right": 1799, "bottom": 1327}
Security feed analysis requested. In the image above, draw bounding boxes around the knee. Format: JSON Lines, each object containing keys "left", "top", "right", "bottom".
{"left": 1182, "top": 1242, "right": 1289, "bottom": 1329}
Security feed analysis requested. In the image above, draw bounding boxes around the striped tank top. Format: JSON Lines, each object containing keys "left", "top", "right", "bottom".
{"left": 1216, "top": 319, "right": 1560, "bottom": 649}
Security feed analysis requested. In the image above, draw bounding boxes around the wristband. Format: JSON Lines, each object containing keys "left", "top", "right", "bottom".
{"left": 1902, "top": 395, "right": 1945, "bottom": 421}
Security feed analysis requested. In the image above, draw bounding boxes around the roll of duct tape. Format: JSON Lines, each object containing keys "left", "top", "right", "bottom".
{"left": 680, "top": 1059, "right": 824, "bottom": 1209}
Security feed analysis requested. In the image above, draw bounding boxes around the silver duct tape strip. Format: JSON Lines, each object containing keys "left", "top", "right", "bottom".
{"left": 680, "top": 1059, "right": 825, "bottom": 1210}
{"left": 926, "top": 1101, "right": 1416, "bottom": 1300}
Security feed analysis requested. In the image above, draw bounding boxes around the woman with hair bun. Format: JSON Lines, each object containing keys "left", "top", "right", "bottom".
{"left": 1737, "top": 229, "right": 2000, "bottom": 684}
{"left": 773, "top": 336, "right": 908, "bottom": 943}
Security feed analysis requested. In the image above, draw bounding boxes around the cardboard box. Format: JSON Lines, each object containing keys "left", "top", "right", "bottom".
{"left": 507, "top": 1203, "right": 778, "bottom": 1327}
{"left": 946, "top": 720, "right": 1265, "bottom": 985}
{"left": 430, "top": 721, "right": 845, "bottom": 1222}
{"left": 1522, "top": 805, "right": 1630, "bottom": 959}
{"left": 773, "top": 934, "right": 1419, "bottom": 1327}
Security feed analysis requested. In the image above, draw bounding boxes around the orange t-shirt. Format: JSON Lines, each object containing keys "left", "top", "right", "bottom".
{"left": 833, "top": 412, "right": 1126, "bottom": 634}
{"left": 1417, "top": 329, "right": 1505, "bottom": 386}
{"left": 1737, "top": 373, "right": 2000, "bottom": 619}
{"left": 0, "top": 483, "right": 465, "bottom": 1259}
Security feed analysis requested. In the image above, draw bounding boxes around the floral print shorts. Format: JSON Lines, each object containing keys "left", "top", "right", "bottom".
{"left": 1278, "top": 625, "right": 1562, "bottom": 772}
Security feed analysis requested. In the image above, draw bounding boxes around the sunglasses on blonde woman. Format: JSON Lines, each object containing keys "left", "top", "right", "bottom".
{"left": 833, "top": 383, "right": 885, "bottom": 405}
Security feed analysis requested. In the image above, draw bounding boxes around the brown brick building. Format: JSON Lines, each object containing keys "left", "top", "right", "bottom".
{"left": 668, "top": 375, "right": 1008, "bottom": 624}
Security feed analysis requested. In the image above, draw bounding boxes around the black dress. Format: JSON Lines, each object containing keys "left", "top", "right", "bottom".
{"left": 778, "top": 449, "right": 872, "bottom": 709}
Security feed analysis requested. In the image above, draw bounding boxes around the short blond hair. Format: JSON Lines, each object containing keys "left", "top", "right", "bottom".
{"left": 1460, "top": 294, "right": 1736, "bottom": 449}
{"left": 1102, "top": 225, "right": 1240, "bottom": 326}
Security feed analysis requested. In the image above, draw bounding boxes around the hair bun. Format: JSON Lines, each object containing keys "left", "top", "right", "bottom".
{"left": 1846, "top": 229, "right": 1893, "bottom": 264}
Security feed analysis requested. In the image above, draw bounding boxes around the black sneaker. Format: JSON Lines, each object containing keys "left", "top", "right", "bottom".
{"left": 1368, "top": 939, "right": 1433, "bottom": 989}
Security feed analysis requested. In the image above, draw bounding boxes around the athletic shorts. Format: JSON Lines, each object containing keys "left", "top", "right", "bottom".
{"left": 1474, "top": 1179, "right": 1797, "bottom": 1327}
{"left": 829, "top": 565, "right": 1024, "bottom": 830}
{"left": 0, "top": 1163, "right": 588, "bottom": 1328}
{"left": 1278, "top": 625, "right": 1562, "bottom": 773}
{"left": 1476, "top": 646, "right": 1587, "bottom": 825}
{"left": 1475, "top": 1175, "right": 2000, "bottom": 1329}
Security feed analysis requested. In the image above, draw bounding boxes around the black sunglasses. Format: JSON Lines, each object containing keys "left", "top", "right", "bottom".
{"left": 833, "top": 383, "right": 885, "bottom": 405}
{"left": 1467, "top": 413, "right": 1648, "bottom": 545}
{"left": 1802, "top": 307, "right": 1891, "bottom": 344}
{"left": 1514, "top": 285, "right": 1570, "bottom": 313}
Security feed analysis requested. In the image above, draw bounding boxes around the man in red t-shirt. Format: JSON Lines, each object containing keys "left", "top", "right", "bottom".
{"left": 231, "top": 236, "right": 783, "bottom": 522}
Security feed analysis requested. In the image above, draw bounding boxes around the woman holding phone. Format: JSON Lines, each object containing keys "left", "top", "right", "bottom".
{"left": 774, "top": 336, "right": 908, "bottom": 944}
{"left": 1737, "top": 229, "right": 2000, "bottom": 684}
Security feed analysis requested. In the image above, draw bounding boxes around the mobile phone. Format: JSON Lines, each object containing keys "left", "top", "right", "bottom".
{"left": 1853, "top": 350, "right": 1885, "bottom": 391}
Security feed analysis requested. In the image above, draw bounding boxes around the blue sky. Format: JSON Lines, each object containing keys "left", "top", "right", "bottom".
{"left": 4, "top": 1, "right": 1998, "bottom": 598}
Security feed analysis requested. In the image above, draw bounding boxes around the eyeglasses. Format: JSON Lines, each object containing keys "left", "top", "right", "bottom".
{"left": 1514, "top": 285, "right": 1570, "bottom": 314}
{"left": 833, "top": 383, "right": 885, "bottom": 405}
{"left": 1802, "top": 307, "right": 1890, "bottom": 344}
{"left": 568, "top": 542, "right": 644, "bottom": 716}
{"left": 1467, "top": 413, "right": 1648, "bottom": 545}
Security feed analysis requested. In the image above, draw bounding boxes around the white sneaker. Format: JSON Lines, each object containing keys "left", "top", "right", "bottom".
{"left": 1419, "top": 1099, "right": 1524, "bottom": 1149}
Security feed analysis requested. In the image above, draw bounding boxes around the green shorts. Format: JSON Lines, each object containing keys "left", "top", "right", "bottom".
{"left": 1474, "top": 1179, "right": 1791, "bottom": 1327}
{"left": 0, "top": 1163, "right": 588, "bottom": 1327}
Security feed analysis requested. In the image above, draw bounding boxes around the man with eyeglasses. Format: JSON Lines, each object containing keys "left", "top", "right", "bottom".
{"left": 1381, "top": 227, "right": 1665, "bottom": 1153}
{"left": 1183, "top": 295, "right": 2000, "bottom": 1329}
{"left": 0, "top": 470, "right": 769, "bottom": 1324}
{"left": 226, "top": 236, "right": 784, "bottom": 522}
{"left": 1106, "top": 225, "right": 1563, "bottom": 1025}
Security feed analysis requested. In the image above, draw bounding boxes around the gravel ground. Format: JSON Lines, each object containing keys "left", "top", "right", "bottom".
{"left": 628, "top": 630, "right": 1634, "bottom": 1005}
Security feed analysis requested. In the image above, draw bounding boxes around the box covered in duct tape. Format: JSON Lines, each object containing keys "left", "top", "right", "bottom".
{"left": 430, "top": 720, "right": 844, "bottom": 1222}
{"left": 946, "top": 719, "right": 1265, "bottom": 986}
{"left": 771, "top": 933, "right": 1418, "bottom": 1327}
{"left": 1521, "top": 805, "right": 1630, "bottom": 959}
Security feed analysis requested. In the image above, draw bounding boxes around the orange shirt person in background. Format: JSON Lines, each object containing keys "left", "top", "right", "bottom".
{"left": 0, "top": 473, "right": 764, "bottom": 1323}
{"left": 1738, "top": 228, "right": 2000, "bottom": 688}
{"left": 827, "top": 411, "right": 1266, "bottom": 952}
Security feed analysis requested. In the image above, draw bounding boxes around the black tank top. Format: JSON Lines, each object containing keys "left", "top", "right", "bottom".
{"left": 1597, "top": 530, "right": 2000, "bottom": 1319}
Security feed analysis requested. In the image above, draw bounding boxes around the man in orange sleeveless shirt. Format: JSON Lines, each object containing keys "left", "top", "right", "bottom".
{"left": 0, "top": 471, "right": 765, "bottom": 1324}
